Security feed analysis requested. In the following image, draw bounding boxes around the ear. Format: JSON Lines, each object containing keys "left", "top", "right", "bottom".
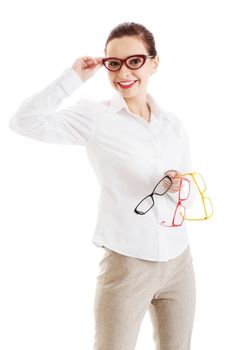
{"left": 151, "top": 55, "right": 160, "bottom": 74}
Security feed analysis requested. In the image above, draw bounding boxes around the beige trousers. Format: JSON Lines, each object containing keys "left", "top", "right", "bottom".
{"left": 93, "top": 245, "right": 196, "bottom": 350}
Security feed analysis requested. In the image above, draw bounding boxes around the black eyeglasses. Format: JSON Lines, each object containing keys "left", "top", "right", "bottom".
{"left": 134, "top": 175, "right": 173, "bottom": 215}
{"left": 102, "top": 54, "right": 156, "bottom": 72}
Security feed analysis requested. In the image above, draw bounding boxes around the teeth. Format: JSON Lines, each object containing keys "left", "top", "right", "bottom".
{"left": 119, "top": 81, "right": 135, "bottom": 86}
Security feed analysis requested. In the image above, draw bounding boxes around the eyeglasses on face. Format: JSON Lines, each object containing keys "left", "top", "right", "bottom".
{"left": 102, "top": 54, "right": 156, "bottom": 72}
{"left": 134, "top": 175, "right": 173, "bottom": 215}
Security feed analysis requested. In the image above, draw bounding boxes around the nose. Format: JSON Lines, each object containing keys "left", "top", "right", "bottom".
{"left": 118, "top": 63, "right": 131, "bottom": 76}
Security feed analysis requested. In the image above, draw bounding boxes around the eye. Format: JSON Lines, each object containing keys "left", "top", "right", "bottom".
{"left": 110, "top": 61, "right": 118, "bottom": 66}
{"left": 108, "top": 60, "right": 120, "bottom": 67}
{"left": 130, "top": 58, "right": 141, "bottom": 65}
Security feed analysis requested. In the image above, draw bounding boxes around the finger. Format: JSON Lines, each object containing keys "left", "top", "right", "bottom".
{"left": 170, "top": 182, "right": 181, "bottom": 188}
{"left": 83, "top": 56, "right": 93, "bottom": 64}
{"left": 84, "top": 60, "right": 99, "bottom": 69}
{"left": 82, "top": 57, "right": 94, "bottom": 67}
{"left": 163, "top": 180, "right": 172, "bottom": 188}
{"left": 168, "top": 188, "right": 178, "bottom": 192}
{"left": 96, "top": 57, "right": 104, "bottom": 63}
{"left": 166, "top": 173, "right": 177, "bottom": 179}
{"left": 170, "top": 184, "right": 179, "bottom": 189}
{"left": 84, "top": 57, "right": 96, "bottom": 63}
{"left": 165, "top": 169, "right": 178, "bottom": 176}
{"left": 170, "top": 187, "right": 180, "bottom": 192}
{"left": 171, "top": 186, "right": 180, "bottom": 192}
{"left": 86, "top": 58, "right": 96, "bottom": 64}
{"left": 90, "top": 58, "right": 102, "bottom": 66}
{"left": 172, "top": 179, "right": 181, "bottom": 185}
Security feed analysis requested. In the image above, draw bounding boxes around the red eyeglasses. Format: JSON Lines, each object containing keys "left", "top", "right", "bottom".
{"left": 102, "top": 54, "right": 156, "bottom": 72}
{"left": 160, "top": 176, "right": 191, "bottom": 227}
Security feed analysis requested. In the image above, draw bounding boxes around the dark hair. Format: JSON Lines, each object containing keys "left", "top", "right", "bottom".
{"left": 104, "top": 22, "right": 157, "bottom": 57}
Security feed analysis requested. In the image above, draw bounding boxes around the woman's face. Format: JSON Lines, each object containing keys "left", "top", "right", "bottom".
{"left": 105, "top": 36, "right": 159, "bottom": 98}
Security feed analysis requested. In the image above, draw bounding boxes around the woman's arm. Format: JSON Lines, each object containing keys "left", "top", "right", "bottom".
{"left": 8, "top": 56, "right": 103, "bottom": 146}
{"left": 9, "top": 67, "right": 95, "bottom": 146}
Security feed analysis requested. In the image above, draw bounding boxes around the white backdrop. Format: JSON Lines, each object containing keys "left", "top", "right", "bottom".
{"left": 1, "top": 0, "right": 233, "bottom": 349}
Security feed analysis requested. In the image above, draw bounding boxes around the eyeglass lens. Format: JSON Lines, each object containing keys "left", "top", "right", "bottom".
{"left": 175, "top": 204, "right": 185, "bottom": 225}
{"left": 136, "top": 196, "right": 154, "bottom": 214}
{"left": 193, "top": 173, "right": 206, "bottom": 192}
{"left": 179, "top": 178, "right": 190, "bottom": 200}
{"left": 105, "top": 56, "right": 145, "bottom": 71}
{"left": 136, "top": 176, "right": 172, "bottom": 214}
{"left": 203, "top": 196, "right": 213, "bottom": 217}
{"left": 154, "top": 176, "right": 172, "bottom": 195}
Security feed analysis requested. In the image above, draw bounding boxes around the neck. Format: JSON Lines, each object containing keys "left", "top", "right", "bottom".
{"left": 124, "top": 94, "right": 151, "bottom": 121}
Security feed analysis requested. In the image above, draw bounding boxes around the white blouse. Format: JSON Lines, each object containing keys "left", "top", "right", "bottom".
{"left": 9, "top": 67, "right": 197, "bottom": 261}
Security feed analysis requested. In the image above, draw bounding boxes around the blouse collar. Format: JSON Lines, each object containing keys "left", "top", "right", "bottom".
{"left": 107, "top": 91, "right": 163, "bottom": 122}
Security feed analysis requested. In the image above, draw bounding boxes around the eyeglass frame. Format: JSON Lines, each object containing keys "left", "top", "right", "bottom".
{"left": 161, "top": 171, "right": 213, "bottom": 226}
{"left": 134, "top": 175, "right": 173, "bottom": 215}
{"left": 102, "top": 54, "right": 156, "bottom": 72}
{"left": 178, "top": 172, "right": 214, "bottom": 220}
{"left": 160, "top": 176, "right": 191, "bottom": 227}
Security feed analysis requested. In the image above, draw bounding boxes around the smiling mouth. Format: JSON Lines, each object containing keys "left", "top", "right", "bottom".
{"left": 117, "top": 80, "right": 138, "bottom": 89}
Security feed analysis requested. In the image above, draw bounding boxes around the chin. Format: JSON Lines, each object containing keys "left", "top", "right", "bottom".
{"left": 118, "top": 85, "right": 138, "bottom": 94}
{"left": 121, "top": 91, "right": 137, "bottom": 98}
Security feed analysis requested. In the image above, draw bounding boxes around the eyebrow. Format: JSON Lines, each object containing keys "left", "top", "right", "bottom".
{"left": 106, "top": 54, "right": 143, "bottom": 59}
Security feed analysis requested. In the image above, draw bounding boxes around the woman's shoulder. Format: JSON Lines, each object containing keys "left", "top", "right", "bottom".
{"left": 73, "top": 97, "right": 111, "bottom": 111}
{"left": 161, "top": 108, "right": 183, "bottom": 125}
{"left": 72, "top": 97, "right": 119, "bottom": 121}
{"left": 161, "top": 108, "right": 189, "bottom": 137}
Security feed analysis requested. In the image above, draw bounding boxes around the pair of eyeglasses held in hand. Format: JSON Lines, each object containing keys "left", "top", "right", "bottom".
{"left": 180, "top": 172, "right": 213, "bottom": 221}
{"left": 134, "top": 175, "right": 173, "bottom": 215}
{"left": 160, "top": 174, "right": 190, "bottom": 227}
{"left": 134, "top": 172, "right": 213, "bottom": 227}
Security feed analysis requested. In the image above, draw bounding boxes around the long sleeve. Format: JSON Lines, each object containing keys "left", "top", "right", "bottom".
{"left": 165, "top": 123, "right": 197, "bottom": 209}
{"left": 8, "top": 67, "right": 95, "bottom": 146}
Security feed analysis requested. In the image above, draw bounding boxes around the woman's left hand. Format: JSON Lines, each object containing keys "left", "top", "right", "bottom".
{"left": 164, "top": 169, "right": 183, "bottom": 193}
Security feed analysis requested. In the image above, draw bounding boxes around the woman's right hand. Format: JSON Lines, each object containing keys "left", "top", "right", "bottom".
{"left": 72, "top": 56, "right": 104, "bottom": 82}
{"left": 164, "top": 170, "right": 183, "bottom": 193}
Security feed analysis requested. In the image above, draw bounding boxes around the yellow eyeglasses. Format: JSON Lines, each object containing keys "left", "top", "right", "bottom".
{"left": 179, "top": 172, "right": 214, "bottom": 221}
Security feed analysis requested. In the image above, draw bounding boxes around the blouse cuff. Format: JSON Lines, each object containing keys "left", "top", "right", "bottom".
{"left": 56, "top": 67, "right": 84, "bottom": 96}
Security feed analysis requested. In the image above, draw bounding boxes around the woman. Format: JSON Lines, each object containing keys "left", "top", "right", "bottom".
{"left": 9, "top": 22, "right": 197, "bottom": 350}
